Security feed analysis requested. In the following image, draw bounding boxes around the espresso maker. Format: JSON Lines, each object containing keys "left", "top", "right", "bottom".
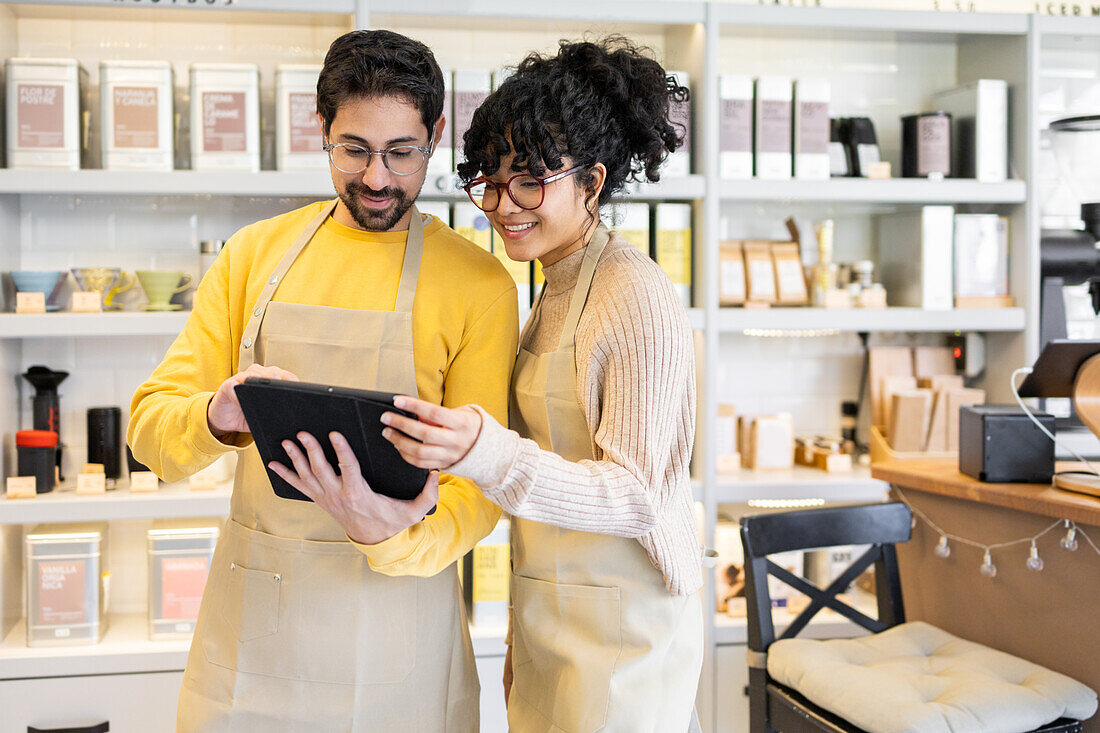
{"left": 1040, "top": 115, "right": 1100, "bottom": 351}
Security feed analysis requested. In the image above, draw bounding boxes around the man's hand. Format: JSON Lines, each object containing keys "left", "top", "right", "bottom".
{"left": 268, "top": 430, "right": 439, "bottom": 545}
{"left": 503, "top": 645, "right": 514, "bottom": 705}
{"left": 207, "top": 363, "right": 300, "bottom": 437}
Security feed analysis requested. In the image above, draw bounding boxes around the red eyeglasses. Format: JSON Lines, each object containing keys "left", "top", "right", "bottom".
{"left": 463, "top": 165, "right": 586, "bottom": 212}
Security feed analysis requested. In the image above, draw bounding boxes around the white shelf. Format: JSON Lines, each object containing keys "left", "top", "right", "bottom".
{"left": 0, "top": 613, "right": 506, "bottom": 680}
{"left": 0, "top": 481, "right": 231, "bottom": 526}
{"left": 715, "top": 5, "right": 1028, "bottom": 37}
{"left": 714, "top": 466, "right": 887, "bottom": 505}
{"left": 718, "top": 178, "right": 1026, "bottom": 205}
{"left": 717, "top": 307, "right": 1025, "bottom": 334}
{"left": 0, "top": 312, "right": 190, "bottom": 338}
{"left": 15, "top": 0, "right": 357, "bottom": 15}
{"left": 371, "top": 0, "right": 706, "bottom": 24}
{"left": 714, "top": 591, "right": 880, "bottom": 646}
{"left": 0, "top": 169, "right": 704, "bottom": 202}
{"left": 0, "top": 614, "right": 190, "bottom": 680}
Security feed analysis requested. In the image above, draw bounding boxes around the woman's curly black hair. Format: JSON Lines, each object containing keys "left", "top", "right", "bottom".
{"left": 457, "top": 36, "right": 689, "bottom": 210}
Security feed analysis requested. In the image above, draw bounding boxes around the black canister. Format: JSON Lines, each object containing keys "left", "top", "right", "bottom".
{"left": 901, "top": 112, "right": 952, "bottom": 178}
{"left": 87, "top": 407, "right": 122, "bottom": 480}
{"left": 126, "top": 444, "right": 150, "bottom": 476}
{"left": 16, "top": 429, "right": 58, "bottom": 493}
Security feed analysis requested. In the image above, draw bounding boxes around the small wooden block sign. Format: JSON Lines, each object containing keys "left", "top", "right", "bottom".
{"left": 16, "top": 292, "right": 46, "bottom": 314}
{"left": 76, "top": 472, "right": 107, "bottom": 495}
{"left": 71, "top": 291, "right": 102, "bottom": 313}
{"left": 5, "top": 476, "right": 37, "bottom": 499}
{"left": 130, "top": 471, "right": 159, "bottom": 493}
{"left": 189, "top": 473, "right": 218, "bottom": 492}
{"left": 82, "top": 463, "right": 105, "bottom": 474}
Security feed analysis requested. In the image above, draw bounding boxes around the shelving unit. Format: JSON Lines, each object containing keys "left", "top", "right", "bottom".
{"left": 0, "top": 2, "right": 1090, "bottom": 733}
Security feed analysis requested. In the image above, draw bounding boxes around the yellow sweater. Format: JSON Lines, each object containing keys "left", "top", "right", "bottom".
{"left": 128, "top": 200, "right": 518, "bottom": 576}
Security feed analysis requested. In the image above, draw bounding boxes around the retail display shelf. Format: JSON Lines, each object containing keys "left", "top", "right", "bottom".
{"left": 718, "top": 178, "right": 1026, "bottom": 205}
{"left": 717, "top": 307, "right": 1026, "bottom": 334}
{"left": 715, "top": 4, "right": 1028, "bottom": 36}
{"left": 1036, "top": 15, "right": 1100, "bottom": 37}
{"left": 713, "top": 592, "right": 880, "bottom": 646}
{"left": 0, "top": 170, "right": 705, "bottom": 202}
{"left": 370, "top": 0, "right": 707, "bottom": 24}
{"left": 715, "top": 466, "right": 887, "bottom": 505}
{"left": 469, "top": 624, "right": 508, "bottom": 658}
{"left": 0, "top": 614, "right": 190, "bottom": 680}
{"left": 0, "top": 312, "right": 190, "bottom": 338}
{"left": 0, "top": 615, "right": 507, "bottom": 681}
{"left": 0, "top": 481, "right": 231, "bottom": 525}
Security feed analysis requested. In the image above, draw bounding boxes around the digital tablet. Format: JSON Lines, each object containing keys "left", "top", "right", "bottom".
{"left": 234, "top": 377, "right": 429, "bottom": 503}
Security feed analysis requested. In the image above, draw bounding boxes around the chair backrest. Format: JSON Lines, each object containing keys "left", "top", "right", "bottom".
{"left": 739, "top": 502, "right": 912, "bottom": 654}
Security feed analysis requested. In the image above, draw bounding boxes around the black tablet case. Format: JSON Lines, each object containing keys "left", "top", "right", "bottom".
{"left": 234, "top": 378, "right": 429, "bottom": 502}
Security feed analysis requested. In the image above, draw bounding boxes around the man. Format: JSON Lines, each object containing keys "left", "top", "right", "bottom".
{"left": 128, "top": 30, "right": 518, "bottom": 732}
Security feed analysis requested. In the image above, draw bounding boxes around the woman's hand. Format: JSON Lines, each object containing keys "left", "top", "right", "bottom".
{"left": 208, "top": 363, "right": 300, "bottom": 437}
{"left": 381, "top": 396, "right": 483, "bottom": 470}
{"left": 268, "top": 430, "right": 439, "bottom": 545}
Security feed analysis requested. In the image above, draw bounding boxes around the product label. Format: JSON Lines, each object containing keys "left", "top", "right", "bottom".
{"left": 288, "top": 92, "right": 322, "bottom": 154}
{"left": 202, "top": 91, "right": 247, "bottom": 152}
{"left": 618, "top": 228, "right": 649, "bottom": 254}
{"left": 18, "top": 84, "right": 65, "bottom": 149}
{"left": 720, "top": 98, "right": 752, "bottom": 153}
{"left": 657, "top": 230, "right": 693, "bottom": 287}
{"left": 776, "top": 259, "right": 807, "bottom": 298}
{"left": 453, "top": 91, "right": 487, "bottom": 149}
{"left": 670, "top": 96, "right": 691, "bottom": 154}
{"left": 917, "top": 115, "right": 951, "bottom": 176}
{"left": 798, "top": 101, "right": 830, "bottom": 155}
{"left": 759, "top": 100, "right": 792, "bottom": 154}
{"left": 161, "top": 556, "right": 210, "bottom": 620}
{"left": 472, "top": 543, "right": 509, "bottom": 603}
{"left": 720, "top": 259, "right": 746, "bottom": 300}
{"left": 748, "top": 258, "right": 777, "bottom": 300}
{"left": 113, "top": 86, "right": 159, "bottom": 149}
{"left": 38, "top": 560, "right": 86, "bottom": 625}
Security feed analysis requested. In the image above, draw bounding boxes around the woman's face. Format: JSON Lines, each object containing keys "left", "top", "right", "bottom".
{"left": 485, "top": 152, "right": 605, "bottom": 267}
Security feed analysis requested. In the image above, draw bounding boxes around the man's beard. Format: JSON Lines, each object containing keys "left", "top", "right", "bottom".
{"left": 338, "top": 180, "right": 419, "bottom": 232}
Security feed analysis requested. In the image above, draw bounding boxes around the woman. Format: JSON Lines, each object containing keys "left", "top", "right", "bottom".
{"left": 382, "top": 37, "right": 705, "bottom": 732}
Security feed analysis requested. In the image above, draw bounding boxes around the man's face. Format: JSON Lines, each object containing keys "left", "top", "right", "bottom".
{"left": 326, "top": 95, "right": 433, "bottom": 232}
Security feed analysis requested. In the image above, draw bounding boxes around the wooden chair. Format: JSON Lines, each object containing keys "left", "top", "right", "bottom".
{"left": 739, "top": 502, "right": 1086, "bottom": 733}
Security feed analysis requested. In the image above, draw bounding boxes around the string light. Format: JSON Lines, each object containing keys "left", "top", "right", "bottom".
{"left": 894, "top": 486, "right": 1100, "bottom": 579}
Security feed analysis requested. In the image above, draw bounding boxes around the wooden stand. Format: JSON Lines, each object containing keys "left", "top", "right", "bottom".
{"left": 1059, "top": 354, "right": 1100, "bottom": 498}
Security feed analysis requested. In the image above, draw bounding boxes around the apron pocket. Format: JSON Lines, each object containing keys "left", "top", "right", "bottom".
{"left": 511, "top": 573, "right": 622, "bottom": 733}
{"left": 221, "top": 562, "right": 281, "bottom": 642}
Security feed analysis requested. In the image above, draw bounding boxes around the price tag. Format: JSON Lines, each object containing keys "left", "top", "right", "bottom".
{"left": 16, "top": 292, "right": 46, "bottom": 314}
{"left": 71, "top": 291, "right": 102, "bottom": 313}
{"left": 130, "top": 471, "right": 159, "bottom": 493}
{"left": 189, "top": 473, "right": 218, "bottom": 492}
{"left": 82, "top": 463, "right": 105, "bottom": 474}
{"left": 5, "top": 476, "right": 37, "bottom": 499}
{"left": 76, "top": 472, "right": 107, "bottom": 495}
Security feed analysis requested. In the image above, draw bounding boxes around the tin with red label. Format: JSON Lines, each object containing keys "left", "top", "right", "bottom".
{"left": 25, "top": 524, "right": 108, "bottom": 646}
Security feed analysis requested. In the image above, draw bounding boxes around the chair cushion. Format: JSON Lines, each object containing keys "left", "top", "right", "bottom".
{"left": 767, "top": 621, "right": 1098, "bottom": 733}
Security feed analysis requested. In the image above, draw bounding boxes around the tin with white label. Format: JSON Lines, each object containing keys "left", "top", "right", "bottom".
{"left": 25, "top": 524, "right": 108, "bottom": 646}
{"left": 147, "top": 520, "right": 219, "bottom": 639}
{"left": 100, "top": 60, "right": 173, "bottom": 171}
{"left": 6, "top": 58, "right": 85, "bottom": 170}
{"left": 275, "top": 64, "right": 324, "bottom": 171}
{"left": 189, "top": 63, "right": 260, "bottom": 171}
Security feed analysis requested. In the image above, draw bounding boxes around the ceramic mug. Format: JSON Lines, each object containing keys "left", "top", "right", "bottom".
{"left": 71, "top": 268, "right": 135, "bottom": 310}
{"left": 11, "top": 270, "right": 67, "bottom": 312}
{"left": 135, "top": 270, "right": 192, "bottom": 311}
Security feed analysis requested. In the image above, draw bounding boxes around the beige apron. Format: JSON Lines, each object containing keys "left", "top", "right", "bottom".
{"left": 177, "top": 201, "right": 479, "bottom": 733}
{"left": 507, "top": 224, "right": 704, "bottom": 733}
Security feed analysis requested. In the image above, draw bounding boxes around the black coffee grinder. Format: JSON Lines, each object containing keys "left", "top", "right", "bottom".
{"left": 1040, "top": 115, "right": 1100, "bottom": 351}
{"left": 22, "top": 366, "right": 69, "bottom": 482}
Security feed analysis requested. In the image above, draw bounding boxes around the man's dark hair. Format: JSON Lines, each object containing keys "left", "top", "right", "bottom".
{"left": 317, "top": 29, "right": 445, "bottom": 137}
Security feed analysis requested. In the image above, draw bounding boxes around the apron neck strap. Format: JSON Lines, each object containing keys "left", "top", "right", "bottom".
{"left": 394, "top": 205, "right": 424, "bottom": 314}
{"left": 557, "top": 221, "right": 610, "bottom": 351}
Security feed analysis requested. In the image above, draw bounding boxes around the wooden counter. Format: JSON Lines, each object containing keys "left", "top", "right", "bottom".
{"left": 871, "top": 459, "right": 1100, "bottom": 527}
{"left": 872, "top": 459, "right": 1100, "bottom": 732}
